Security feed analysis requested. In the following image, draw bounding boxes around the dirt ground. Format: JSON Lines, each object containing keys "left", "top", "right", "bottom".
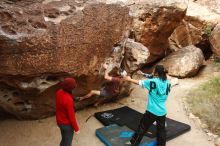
{"left": 0, "top": 63, "right": 219, "bottom": 146}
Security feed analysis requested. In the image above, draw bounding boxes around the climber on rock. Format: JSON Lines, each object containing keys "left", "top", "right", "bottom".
{"left": 77, "top": 64, "right": 126, "bottom": 106}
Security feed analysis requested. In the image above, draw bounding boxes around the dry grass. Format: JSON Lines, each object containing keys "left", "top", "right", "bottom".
{"left": 187, "top": 76, "right": 220, "bottom": 135}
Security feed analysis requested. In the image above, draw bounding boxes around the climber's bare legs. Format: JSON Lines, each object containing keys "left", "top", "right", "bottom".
{"left": 80, "top": 90, "right": 100, "bottom": 101}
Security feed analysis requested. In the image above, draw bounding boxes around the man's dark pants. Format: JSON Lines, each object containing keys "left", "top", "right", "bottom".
{"left": 130, "top": 111, "right": 166, "bottom": 146}
{"left": 58, "top": 125, "right": 74, "bottom": 146}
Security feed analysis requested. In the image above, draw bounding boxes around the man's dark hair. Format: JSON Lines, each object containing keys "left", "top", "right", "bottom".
{"left": 155, "top": 65, "right": 167, "bottom": 81}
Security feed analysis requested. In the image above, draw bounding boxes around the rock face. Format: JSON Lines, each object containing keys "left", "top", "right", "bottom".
{"left": 0, "top": 0, "right": 132, "bottom": 119}
{"left": 122, "top": 39, "right": 150, "bottom": 74}
{"left": 210, "top": 23, "right": 220, "bottom": 60}
{"left": 0, "top": 0, "right": 132, "bottom": 76}
{"left": 169, "top": 0, "right": 220, "bottom": 58}
{"left": 169, "top": 18, "right": 209, "bottom": 51}
{"left": 160, "top": 45, "right": 205, "bottom": 78}
{"left": 130, "top": 1, "right": 187, "bottom": 63}
{"left": 0, "top": 0, "right": 189, "bottom": 119}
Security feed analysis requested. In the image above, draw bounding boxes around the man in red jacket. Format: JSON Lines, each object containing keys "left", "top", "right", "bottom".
{"left": 56, "top": 78, "right": 80, "bottom": 146}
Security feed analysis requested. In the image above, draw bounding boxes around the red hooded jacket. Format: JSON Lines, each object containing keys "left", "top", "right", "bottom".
{"left": 56, "top": 89, "right": 79, "bottom": 132}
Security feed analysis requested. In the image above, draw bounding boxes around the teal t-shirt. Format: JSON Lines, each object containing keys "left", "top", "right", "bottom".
{"left": 139, "top": 78, "right": 171, "bottom": 116}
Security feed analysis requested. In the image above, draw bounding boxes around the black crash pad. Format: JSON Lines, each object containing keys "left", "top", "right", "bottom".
{"left": 96, "top": 124, "right": 157, "bottom": 146}
{"left": 95, "top": 106, "right": 190, "bottom": 140}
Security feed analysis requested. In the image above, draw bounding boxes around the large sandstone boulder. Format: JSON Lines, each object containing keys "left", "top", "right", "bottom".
{"left": 169, "top": 0, "right": 220, "bottom": 58}
{"left": 129, "top": 0, "right": 187, "bottom": 63}
{"left": 0, "top": 0, "right": 132, "bottom": 119}
{"left": 0, "top": 0, "right": 132, "bottom": 76}
{"left": 169, "top": 18, "right": 211, "bottom": 51}
{"left": 210, "top": 23, "right": 220, "bottom": 60}
{"left": 99, "top": 0, "right": 187, "bottom": 63}
{"left": 0, "top": 0, "right": 188, "bottom": 119}
{"left": 160, "top": 45, "right": 205, "bottom": 78}
{"left": 122, "top": 39, "right": 150, "bottom": 74}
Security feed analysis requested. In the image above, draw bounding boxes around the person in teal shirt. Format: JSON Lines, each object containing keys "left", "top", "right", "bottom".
{"left": 124, "top": 65, "right": 171, "bottom": 146}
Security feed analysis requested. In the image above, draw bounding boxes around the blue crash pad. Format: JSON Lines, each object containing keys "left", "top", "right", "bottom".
{"left": 96, "top": 124, "right": 156, "bottom": 146}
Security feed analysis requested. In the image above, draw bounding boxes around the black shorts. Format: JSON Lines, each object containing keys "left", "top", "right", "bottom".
{"left": 100, "top": 87, "right": 111, "bottom": 98}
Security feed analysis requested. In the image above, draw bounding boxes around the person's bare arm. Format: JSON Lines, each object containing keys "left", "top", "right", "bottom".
{"left": 103, "top": 64, "right": 112, "bottom": 81}
{"left": 124, "top": 76, "right": 139, "bottom": 85}
{"left": 104, "top": 69, "right": 112, "bottom": 81}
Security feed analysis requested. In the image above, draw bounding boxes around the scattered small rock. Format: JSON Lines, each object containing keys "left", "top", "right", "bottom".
{"left": 204, "top": 129, "right": 209, "bottom": 133}
{"left": 189, "top": 113, "right": 197, "bottom": 119}
{"left": 201, "top": 123, "right": 208, "bottom": 129}
{"left": 207, "top": 132, "right": 214, "bottom": 137}
{"left": 194, "top": 118, "right": 202, "bottom": 127}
